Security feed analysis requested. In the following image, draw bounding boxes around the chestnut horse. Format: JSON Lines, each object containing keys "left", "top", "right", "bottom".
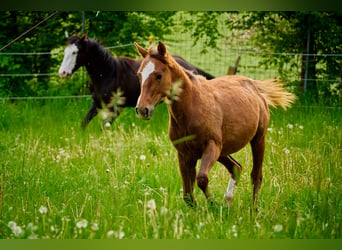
{"left": 135, "top": 41, "right": 295, "bottom": 207}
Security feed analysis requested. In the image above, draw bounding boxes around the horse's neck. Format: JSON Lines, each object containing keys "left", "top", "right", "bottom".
{"left": 85, "top": 43, "right": 115, "bottom": 81}
{"left": 167, "top": 66, "right": 198, "bottom": 124}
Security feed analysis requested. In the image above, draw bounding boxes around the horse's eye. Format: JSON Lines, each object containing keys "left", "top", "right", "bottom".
{"left": 156, "top": 73, "right": 162, "bottom": 80}
{"left": 72, "top": 51, "right": 76, "bottom": 55}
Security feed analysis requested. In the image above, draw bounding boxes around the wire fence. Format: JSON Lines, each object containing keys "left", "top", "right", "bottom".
{"left": 0, "top": 41, "right": 341, "bottom": 102}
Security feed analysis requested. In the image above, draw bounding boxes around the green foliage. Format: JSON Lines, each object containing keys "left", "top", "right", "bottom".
{"left": 0, "top": 11, "right": 175, "bottom": 98}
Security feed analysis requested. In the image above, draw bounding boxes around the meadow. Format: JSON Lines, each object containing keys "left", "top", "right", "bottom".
{"left": 0, "top": 97, "right": 341, "bottom": 239}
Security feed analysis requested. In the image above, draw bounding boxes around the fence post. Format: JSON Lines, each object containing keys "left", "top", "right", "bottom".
{"left": 304, "top": 27, "right": 310, "bottom": 93}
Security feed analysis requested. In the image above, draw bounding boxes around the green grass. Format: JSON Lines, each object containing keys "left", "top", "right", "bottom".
{"left": 0, "top": 98, "right": 341, "bottom": 239}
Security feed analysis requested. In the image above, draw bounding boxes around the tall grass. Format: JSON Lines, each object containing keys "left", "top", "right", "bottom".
{"left": 0, "top": 98, "right": 340, "bottom": 239}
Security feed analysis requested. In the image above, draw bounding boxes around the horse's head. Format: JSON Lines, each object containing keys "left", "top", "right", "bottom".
{"left": 58, "top": 34, "right": 87, "bottom": 78}
{"left": 134, "top": 41, "right": 174, "bottom": 120}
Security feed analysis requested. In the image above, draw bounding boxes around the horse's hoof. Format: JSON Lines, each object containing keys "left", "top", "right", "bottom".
{"left": 224, "top": 194, "right": 234, "bottom": 206}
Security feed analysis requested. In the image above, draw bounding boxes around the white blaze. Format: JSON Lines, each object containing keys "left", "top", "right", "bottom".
{"left": 141, "top": 60, "right": 155, "bottom": 86}
{"left": 58, "top": 44, "right": 79, "bottom": 77}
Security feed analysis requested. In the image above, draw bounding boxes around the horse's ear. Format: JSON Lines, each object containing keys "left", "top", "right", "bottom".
{"left": 134, "top": 42, "right": 148, "bottom": 58}
{"left": 157, "top": 41, "right": 167, "bottom": 57}
{"left": 80, "top": 33, "right": 87, "bottom": 41}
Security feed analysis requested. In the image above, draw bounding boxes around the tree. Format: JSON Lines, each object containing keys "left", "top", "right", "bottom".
{"left": 183, "top": 11, "right": 342, "bottom": 101}
{"left": 0, "top": 11, "right": 176, "bottom": 97}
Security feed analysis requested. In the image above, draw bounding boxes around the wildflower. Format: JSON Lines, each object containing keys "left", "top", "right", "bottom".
{"left": 76, "top": 219, "right": 88, "bottom": 229}
{"left": 140, "top": 154, "right": 146, "bottom": 161}
{"left": 161, "top": 206, "right": 168, "bottom": 215}
{"left": 287, "top": 124, "right": 294, "bottom": 129}
{"left": 8, "top": 221, "right": 23, "bottom": 237}
{"left": 147, "top": 199, "right": 156, "bottom": 210}
{"left": 267, "top": 127, "right": 273, "bottom": 133}
{"left": 273, "top": 224, "right": 283, "bottom": 232}
{"left": 299, "top": 125, "right": 304, "bottom": 130}
{"left": 39, "top": 205, "right": 48, "bottom": 215}
{"left": 107, "top": 230, "right": 115, "bottom": 238}
{"left": 114, "top": 231, "right": 125, "bottom": 239}
{"left": 13, "top": 225, "right": 23, "bottom": 237}
{"left": 283, "top": 148, "right": 290, "bottom": 155}
{"left": 8, "top": 221, "right": 17, "bottom": 230}
{"left": 91, "top": 222, "right": 99, "bottom": 231}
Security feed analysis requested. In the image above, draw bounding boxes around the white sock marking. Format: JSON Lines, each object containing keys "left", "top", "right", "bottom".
{"left": 224, "top": 178, "right": 237, "bottom": 202}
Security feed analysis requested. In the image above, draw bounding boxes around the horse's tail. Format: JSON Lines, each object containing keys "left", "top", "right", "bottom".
{"left": 253, "top": 79, "right": 296, "bottom": 109}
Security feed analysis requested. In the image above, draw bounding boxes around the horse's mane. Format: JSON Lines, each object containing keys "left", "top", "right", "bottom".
{"left": 68, "top": 35, "right": 116, "bottom": 68}
{"left": 86, "top": 38, "right": 115, "bottom": 67}
{"left": 148, "top": 46, "right": 204, "bottom": 84}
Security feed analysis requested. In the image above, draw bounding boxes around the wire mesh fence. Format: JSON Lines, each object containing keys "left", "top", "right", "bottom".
{"left": 0, "top": 37, "right": 341, "bottom": 101}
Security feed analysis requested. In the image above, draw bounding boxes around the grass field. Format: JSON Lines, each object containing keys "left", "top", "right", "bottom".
{"left": 0, "top": 98, "right": 341, "bottom": 239}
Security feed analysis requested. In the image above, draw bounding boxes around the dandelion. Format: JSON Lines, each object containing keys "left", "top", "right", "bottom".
{"left": 147, "top": 199, "right": 156, "bottom": 210}
{"left": 140, "top": 154, "right": 146, "bottom": 161}
{"left": 8, "top": 221, "right": 17, "bottom": 230}
{"left": 8, "top": 221, "right": 23, "bottom": 237}
{"left": 39, "top": 205, "right": 48, "bottom": 215}
{"left": 107, "top": 230, "right": 115, "bottom": 238}
{"left": 267, "top": 127, "right": 273, "bottom": 133}
{"left": 13, "top": 225, "right": 23, "bottom": 237}
{"left": 76, "top": 219, "right": 88, "bottom": 229}
{"left": 287, "top": 124, "right": 294, "bottom": 129}
{"left": 114, "top": 231, "right": 125, "bottom": 239}
{"left": 91, "top": 222, "right": 99, "bottom": 231}
{"left": 283, "top": 148, "right": 290, "bottom": 155}
{"left": 161, "top": 206, "right": 168, "bottom": 215}
{"left": 273, "top": 224, "right": 283, "bottom": 232}
{"left": 299, "top": 125, "right": 304, "bottom": 130}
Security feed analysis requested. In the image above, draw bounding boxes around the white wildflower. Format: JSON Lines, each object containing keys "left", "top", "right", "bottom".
{"left": 76, "top": 219, "right": 88, "bottom": 229}
{"left": 161, "top": 206, "right": 168, "bottom": 215}
{"left": 299, "top": 125, "right": 304, "bottom": 130}
{"left": 287, "top": 124, "right": 294, "bottom": 129}
{"left": 140, "top": 154, "right": 146, "bottom": 161}
{"left": 147, "top": 199, "right": 156, "bottom": 210}
{"left": 8, "top": 221, "right": 17, "bottom": 230}
{"left": 273, "top": 224, "right": 283, "bottom": 232}
{"left": 13, "top": 225, "right": 23, "bottom": 237}
{"left": 39, "top": 205, "right": 48, "bottom": 215}
{"left": 114, "top": 231, "right": 125, "bottom": 239}
{"left": 91, "top": 222, "right": 99, "bottom": 231}
{"left": 107, "top": 230, "right": 115, "bottom": 238}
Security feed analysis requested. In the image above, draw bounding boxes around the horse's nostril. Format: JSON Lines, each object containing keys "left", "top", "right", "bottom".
{"left": 143, "top": 108, "right": 149, "bottom": 117}
{"left": 135, "top": 107, "right": 139, "bottom": 115}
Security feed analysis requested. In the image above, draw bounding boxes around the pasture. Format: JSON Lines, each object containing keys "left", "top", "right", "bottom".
{"left": 0, "top": 98, "right": 341, "bottom": 239}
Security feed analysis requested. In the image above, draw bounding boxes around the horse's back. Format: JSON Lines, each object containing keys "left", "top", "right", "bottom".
{"left": 199, "top": 75, "right": 268, "bottom": 154}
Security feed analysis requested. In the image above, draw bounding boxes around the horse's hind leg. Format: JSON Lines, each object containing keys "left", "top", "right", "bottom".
{"left": 218, "top": 155, "right": 242, "bottom": 204}
{"left": 250, "top": 133, "right": 266, "bottom": 208}
{"left": 177, "top": 152, "right": 197, "bottom": 207}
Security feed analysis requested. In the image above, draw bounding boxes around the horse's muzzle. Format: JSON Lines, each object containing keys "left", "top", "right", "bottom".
{"left": 135, "top": 106, "right": 153, "bottom": 120}
{"left": 59, "top": 70, "right": 71, "bottom": 78}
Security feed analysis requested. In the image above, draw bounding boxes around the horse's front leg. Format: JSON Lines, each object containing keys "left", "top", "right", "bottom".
{"left": 177, "top": 152, "right": 197, "bottom": 207}
{"left": 82, "top": 102, "right": 98, "bottom": 129}
{"left": 197, "top": 140, "right": 221, "bottom": 201}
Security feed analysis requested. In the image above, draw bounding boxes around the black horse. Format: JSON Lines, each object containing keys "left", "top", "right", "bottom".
{"left": 58, "top": 35, "right": 215, "bottom": 129}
